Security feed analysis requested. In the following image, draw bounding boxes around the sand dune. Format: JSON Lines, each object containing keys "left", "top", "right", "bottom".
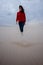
{"left": 0, "top": 22, "right": 43, "bottom": 65}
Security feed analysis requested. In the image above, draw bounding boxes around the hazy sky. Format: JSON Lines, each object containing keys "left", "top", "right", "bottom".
{"left": 0, "top": 0, "right": 43, "bottom": 26}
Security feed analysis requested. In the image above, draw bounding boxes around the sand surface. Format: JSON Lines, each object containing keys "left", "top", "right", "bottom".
{"left": 0, "top": 23, "right": 43, "bottom": 65}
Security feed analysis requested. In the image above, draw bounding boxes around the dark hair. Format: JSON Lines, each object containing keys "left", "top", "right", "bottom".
{"left": 19, "top": 5, "right": 24, "bottom": 13}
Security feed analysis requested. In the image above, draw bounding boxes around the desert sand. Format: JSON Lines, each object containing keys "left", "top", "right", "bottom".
{"left": 0, "top": 22, "right": 43, "bottom": 65}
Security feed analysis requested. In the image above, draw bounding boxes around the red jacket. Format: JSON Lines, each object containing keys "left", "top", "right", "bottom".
{"left": 16, "top": 11, "right": 26, "bottom": 23}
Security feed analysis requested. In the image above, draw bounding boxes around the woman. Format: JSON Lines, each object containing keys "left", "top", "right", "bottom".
{"left": 16, "top": 5, "right": 26, "bottom": 34}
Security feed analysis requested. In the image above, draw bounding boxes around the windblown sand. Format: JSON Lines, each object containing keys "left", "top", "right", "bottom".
{"left": 0, "top": 22, "right": 43, "bottom": 65}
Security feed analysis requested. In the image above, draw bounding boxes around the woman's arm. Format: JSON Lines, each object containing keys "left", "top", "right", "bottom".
{"left": 24, "top": 13, "right": 26, "bottom": 23}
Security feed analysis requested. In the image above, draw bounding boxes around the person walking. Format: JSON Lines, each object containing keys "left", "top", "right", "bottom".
{"left": 16, "top": 5, "right": 26, "bottom": 34}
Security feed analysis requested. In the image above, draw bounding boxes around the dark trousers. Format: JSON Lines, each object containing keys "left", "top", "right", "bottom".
{"left": 19, "top": 22, "right": 25, "bottom": 32}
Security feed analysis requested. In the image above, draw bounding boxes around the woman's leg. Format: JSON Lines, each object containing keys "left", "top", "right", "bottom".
{"left": 22, "top": 22, "right": 25, "bottom": 32}
{"left": 19, "top": 22, "right": 25, "bottom": 33}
